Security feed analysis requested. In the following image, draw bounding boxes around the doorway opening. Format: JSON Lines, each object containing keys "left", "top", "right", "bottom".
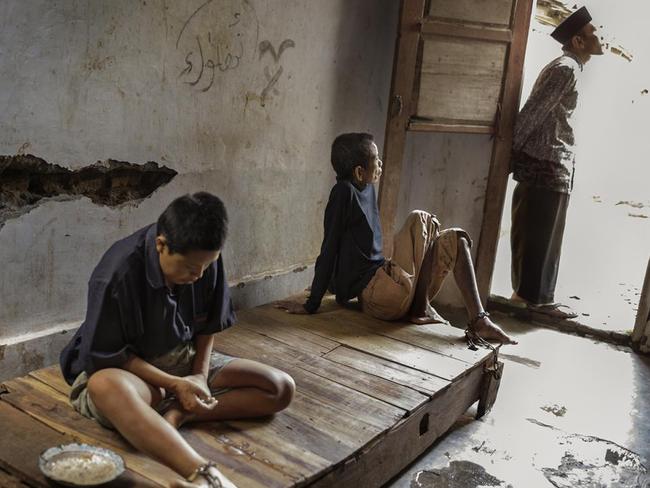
{"left": 490, "top": 0, "right": 650, "bottom": 338}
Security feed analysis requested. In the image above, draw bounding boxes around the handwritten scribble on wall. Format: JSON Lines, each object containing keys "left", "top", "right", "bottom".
{"left": 176, "top": 0, "right": 259, "bottom": 93}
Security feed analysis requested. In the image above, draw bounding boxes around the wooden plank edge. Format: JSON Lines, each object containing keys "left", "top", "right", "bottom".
{"left": 305, "top": 360, "right": 489, "bottom": 487}
{"left": 488, "top": 296, "right": 632, "bottom": 347}
{"left": 632, "top": 258, "right": 650, "bottom": 345}
{"left": 421, "top": 20, "right": 512, "bottom": 43}
{"left": 408, "top": 120, "right": 494, "bottom": 134}
{"left": 378, "top": 0, "right": 429, "bottom": 257}
{"left": 475, "top": 0, "right": 535, "bottom": 302}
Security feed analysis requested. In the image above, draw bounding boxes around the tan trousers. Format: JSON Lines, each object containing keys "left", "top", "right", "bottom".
{"left": 361, "top": 210, "right": 471, "bottom": 321}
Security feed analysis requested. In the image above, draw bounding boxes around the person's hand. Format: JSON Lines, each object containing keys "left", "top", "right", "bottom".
{"left": 171, "top": 374, "right": 218, "bottom": 414}
{"left": 274, "top": 300, "right": 309, "bottom": 314}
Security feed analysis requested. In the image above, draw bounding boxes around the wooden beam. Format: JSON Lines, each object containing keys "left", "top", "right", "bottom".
{"left": 421, "top": 20, "right": 512, "bottom": 43}
{"left": 474, "top": 0, "right": 535, "bottom": 303}
{"left": 632, "top": 258, "right": 650, "bottom": 345}
{"left": 409, "top": 120, "right": 494, "bottom": 134}
{"left": 378, "top": 0, "right": 427, "bottom": 258}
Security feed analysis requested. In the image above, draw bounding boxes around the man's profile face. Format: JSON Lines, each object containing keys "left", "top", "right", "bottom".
{"left": 357, "top": 142, "right": 383, "bottom": 185}
{"left": 156, "top": 236, "right": 221, "bottom": 286}
{"left": 579, "top": 23, "right": 604, "bottom": 56}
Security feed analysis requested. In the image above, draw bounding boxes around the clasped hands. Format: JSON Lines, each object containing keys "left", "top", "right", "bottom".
{"left": 170, "top": 373, "right": 218, "bottom": 414}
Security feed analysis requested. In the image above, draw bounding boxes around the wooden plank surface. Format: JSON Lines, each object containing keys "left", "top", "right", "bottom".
{"left": 1, "top": 377, "right": 295, "bottom": 488}
{"left": 246, "top": 306, "right": 478, "bottom": 381}
{"left": 0, "top": 468, "right": 27, "bottom": 488}
{"left": 1, "top": 377, "right": 180, "bottom": 486}
{"left": 1, "top": 297, "right": 499, "bottom": 488}
{"left": 224, "top": 325, "right": 427, "bottom": 411}
{"left": 421, "top": 20, "right": 512, "bottom": 43}
{"left": 304, "top": 305, "right": 488, "bottom": 364}
{"left": 323, "top": 346, "right": 449, "bottom": 395}
{"left": 214, "top": 328, "right": 407, "bottom": 428}
{"left": 309, "top": 361, "right": 487, "bottom": 487}
{"left": 236, "top": 320, "right": 339, "bottom": 356}
{"left": 0, "top": 401, "right": 156, "bottom": 487}
{"left": 428, "top": 0, "right": 514, "bottom": 26}
{"left": 408, "top": 120, "right": 494, "bottom": 134}
{"left": 416, "top": 37, "right": 507, "bottom": 123}
{"left": 26, "top": 364, "right": 373, "bottom": 473}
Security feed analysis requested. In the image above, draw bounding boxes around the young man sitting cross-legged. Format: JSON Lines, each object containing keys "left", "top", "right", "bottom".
{"left": 277, "top": 133, "right": 516, "bottom": 345}
{"left": 60, "top": 192, "right": 295, "bottom": 488}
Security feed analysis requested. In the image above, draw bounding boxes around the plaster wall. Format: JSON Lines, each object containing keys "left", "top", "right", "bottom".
{"left": 396, "top": 132, "right": 493, "bottom": 308}
{"left": 0, "top": 0, "right": 398, "bottom": 378}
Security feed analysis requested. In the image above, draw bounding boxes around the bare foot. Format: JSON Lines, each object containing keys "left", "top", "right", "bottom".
{"left": 163, "top": 405, "right": 193, "bottom": 429}
{"left": 409, "top": 303, "right": 449, "bottom": 325}
{"left": 470, "top": 317, "right": 518, "bottom": 345}
{"left": 529, "top": 303, "right": 578, "bottom": 319}
{"left": 509, "top": 292, "right": 528, "bottom": 308}
{"left": 170, "top": 465, "right": 237, "bottom": 487}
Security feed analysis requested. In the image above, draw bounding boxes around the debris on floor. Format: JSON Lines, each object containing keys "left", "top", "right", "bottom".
{"left": 541, "top": 404, "right": 567, "bottom": 417}
{"left": 528, "top": 420, "right": 648, "bottom": 487}
{"left": 410, "top": 461, "right": 511, "bottom": 488}
{"left": 616, "top": 200, "right": 646, "bottom": 209}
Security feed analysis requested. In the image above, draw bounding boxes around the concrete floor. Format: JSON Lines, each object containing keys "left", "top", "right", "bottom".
{"left": 387, "top": 312, "right": 650, "bottom": 488}
{"left": 492, "top": 178, "right": 648, "bottom": 336}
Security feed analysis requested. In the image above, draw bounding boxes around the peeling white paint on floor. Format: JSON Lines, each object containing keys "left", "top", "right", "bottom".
{"left": 389, "top": 313, "right": 650, "bottom": 488}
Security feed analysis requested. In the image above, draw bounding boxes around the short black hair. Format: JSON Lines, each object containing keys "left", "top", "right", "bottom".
{"left": 331, "top": 133, "right": 375, "bottom": 180}
{"left": 157, "top": 192, "right": 228, "bottom": 254}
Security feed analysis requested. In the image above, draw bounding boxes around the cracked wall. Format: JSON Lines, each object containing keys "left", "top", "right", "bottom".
{"left": 0, "top": 0, "right": 399, "bottom": 379}
{"left": 0, "top": 154, "right": 176, "bottom": 227}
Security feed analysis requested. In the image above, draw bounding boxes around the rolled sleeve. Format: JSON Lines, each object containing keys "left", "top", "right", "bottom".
{"left": 83, "top": 280, "right": 138, "bottom": 375}
{"left": 201, "top": 256, "right": 237, "bottom": 334}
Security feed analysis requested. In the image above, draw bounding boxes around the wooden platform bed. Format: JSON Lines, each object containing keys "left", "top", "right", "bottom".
{"left": 0, "top": 296, "right": 503, "bottom": 487}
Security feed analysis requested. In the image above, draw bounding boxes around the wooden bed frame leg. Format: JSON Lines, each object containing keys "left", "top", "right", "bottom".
{"left": 476, "top": 359, "right": 504, "bottom": 419}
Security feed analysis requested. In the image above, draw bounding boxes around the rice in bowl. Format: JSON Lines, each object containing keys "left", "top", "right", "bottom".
{"left": 39, "top": 443, "right": 124, "bottom": 486}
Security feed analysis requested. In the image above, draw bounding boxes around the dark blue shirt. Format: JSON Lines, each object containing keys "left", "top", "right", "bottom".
{"left": 305, "top": 179, "right": 385, "bottom": 313}
{"left": 59, "top": 224, "right": 236, "bottom": 385}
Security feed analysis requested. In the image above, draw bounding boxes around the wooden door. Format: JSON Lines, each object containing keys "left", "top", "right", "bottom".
{"left": 379, "top": 0, "right": 534, "bottom": 301}
{"left": 632, "top": 259, "right": 650, "bottom": 353}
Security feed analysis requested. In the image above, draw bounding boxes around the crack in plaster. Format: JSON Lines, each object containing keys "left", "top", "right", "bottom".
{"left": 0, "top": 154, "right": 177, "bottom": 228}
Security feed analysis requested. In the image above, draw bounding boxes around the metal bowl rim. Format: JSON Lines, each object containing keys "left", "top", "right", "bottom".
{"left": 38, "top": 442, "right": 125, "bottom": 487}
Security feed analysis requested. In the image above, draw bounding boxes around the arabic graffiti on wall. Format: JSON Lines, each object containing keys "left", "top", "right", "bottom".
{"left": 176, "top": 0, "right": 259, "bottom": 92}
{"left": 259, "top": 39, "right": 295, "bottom": 104}
{"left": 176, "top": 0, "right": 296, "bottom": 106}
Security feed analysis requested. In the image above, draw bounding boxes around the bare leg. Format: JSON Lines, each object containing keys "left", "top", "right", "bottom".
{"left": 164, "top": 359, "right": 295, "bottom": 428}
{"left": 87, "top": 369, "right": 208, "bottom": 479}
{"left": 408, "top": 241, "right": 451, "bottom": 325}
{"left": 454, "top": 236, "right": 517, "bottom": 344}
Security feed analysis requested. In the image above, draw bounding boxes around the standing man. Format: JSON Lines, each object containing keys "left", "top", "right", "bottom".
{"left": 510, "top": 6, "right": 603, "bottom": 318}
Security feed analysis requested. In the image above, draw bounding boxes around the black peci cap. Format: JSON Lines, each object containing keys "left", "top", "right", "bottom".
{"left": 551, "top": 6, "right": 592, "bottom": 44}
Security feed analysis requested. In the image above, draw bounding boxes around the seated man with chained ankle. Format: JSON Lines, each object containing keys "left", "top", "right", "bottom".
{"left": 276, "top": 133, "right": 516, "bottom": 345}
{"left": 60, "top": 192, "right": 295, "bottom": 487}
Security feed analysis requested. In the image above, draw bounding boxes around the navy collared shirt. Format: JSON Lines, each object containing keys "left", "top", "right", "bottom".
{"left": 304, "top": 179, "right": 385, "bottom": 313}
{"left": 59, "top": 224, "right": 236, "bottom": 385}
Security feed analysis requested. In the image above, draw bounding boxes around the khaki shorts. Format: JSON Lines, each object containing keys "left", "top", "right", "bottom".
{"left": 70, "top": 343, "right": 236, "bottom": 429}
{"left": 361, "top": 210, "right": 471, "bottom": 321}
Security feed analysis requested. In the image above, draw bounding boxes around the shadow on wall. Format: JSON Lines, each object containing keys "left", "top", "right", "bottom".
{"left": 329, "top": 0, "right": 399, "bottom": 143}
{"left": 0, "top": 154, "right": 177, "bottom": 228}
